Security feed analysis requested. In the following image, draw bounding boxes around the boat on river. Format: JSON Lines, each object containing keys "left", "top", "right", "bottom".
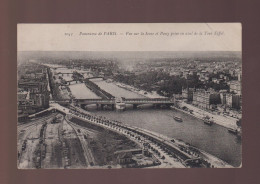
{"left": 228, "top": 128, "right": 237, "bottom": 134}
{"left": 203, "top": 116, "right": 214, "bottom": 125}
{"left": 204, "top": 119, "right": 214, "bottom": 126}
{"left": 227, "top": 127, "right": 242, "bottom": 138}
{"left": 236, "top": 127, "right": 242, "bottom": 137}
{"left": 173, "top": 116, "right": 183, "bottom": 122}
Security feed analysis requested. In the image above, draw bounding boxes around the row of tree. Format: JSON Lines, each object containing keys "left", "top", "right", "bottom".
{"left": 113, "top": 71, "right": 231, "bottom": 97}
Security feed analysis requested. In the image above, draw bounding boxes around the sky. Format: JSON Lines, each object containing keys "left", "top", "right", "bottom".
{"left": 17, "top": 23, "right": 241, "bottom": 52}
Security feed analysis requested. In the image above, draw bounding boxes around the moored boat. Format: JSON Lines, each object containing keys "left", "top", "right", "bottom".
{"left": 236, "top": 127, "right": 242, "bottom": 137}
{"left": 173, "top": 116, "right": 183, "bottom": 122}
{"left": 203, "top": 116, "right": 214, "bottom": 125}
{"left": 228, "top": 128, "right": 237, "bottom": 134}
{"left": 204, "top": 119, "right": 214, "bottom": 125}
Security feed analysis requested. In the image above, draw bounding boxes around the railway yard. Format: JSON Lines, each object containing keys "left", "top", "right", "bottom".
{"left": 18, "top": 113, "right": 88, "bottom": 169}
{"left": 18, "top": 110, "right": 155, "bottom": 169}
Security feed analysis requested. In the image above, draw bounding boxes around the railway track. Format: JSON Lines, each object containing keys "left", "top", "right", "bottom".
{"left": 17, "top": 113, "right": 58, "bottom": 168}
{"left": 57, "top": 116, "right": 71, "bottom": 168}
{"left": 17, "top": 115, "right": 54, "bottom": 150}
{"left": 65, "top": 117, "right": 96, "bottom": 167}
{"left": 18, "top": 113, "right": 57, "bottom": 134}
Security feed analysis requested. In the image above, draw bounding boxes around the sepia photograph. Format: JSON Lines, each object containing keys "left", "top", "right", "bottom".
{"left": 17, "top": 23, "right": 242, "bottom": 169}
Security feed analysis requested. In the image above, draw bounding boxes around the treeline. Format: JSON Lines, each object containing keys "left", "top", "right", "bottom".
{"left": 48, "top": 69, "right": 64, "bottom": 100}
{"left": 114, "top": 71, "right": 231, "bottom": 97}
{"left": 72, "top": 71, "right": 84, "bottom": 81}
{"left": 84, "top": 79, "right": 114, "bottom": 99}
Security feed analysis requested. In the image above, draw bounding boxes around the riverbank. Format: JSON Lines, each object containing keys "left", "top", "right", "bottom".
{"left": 173, "top": 102, "right": 238, "bottom": 130}
{"left": 130, "top": 126, "right": 232, "bottom": 167}
{"left": 68, "top": 104, "right": 233, "bottom": 168}
{"left": 113, "top": 81, "right": 165, "bottom": 99}
{"left": 111, "top": 79, "right": 239, "bottom": 130}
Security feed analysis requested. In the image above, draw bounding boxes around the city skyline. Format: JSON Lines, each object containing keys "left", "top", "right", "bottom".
{"left": 17, "top": 56, "right": 242, "bottom": 168}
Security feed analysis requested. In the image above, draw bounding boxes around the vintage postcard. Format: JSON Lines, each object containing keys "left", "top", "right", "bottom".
{"left": 17, "top": 23, "right": 242, "bottom": 169}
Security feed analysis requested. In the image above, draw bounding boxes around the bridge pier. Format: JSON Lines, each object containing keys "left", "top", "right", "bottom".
{"left": 155, "top": 104, "right": 161, "bottom": 109}
{"left": 74, "top": 98, "right": 174, "bottom": 111}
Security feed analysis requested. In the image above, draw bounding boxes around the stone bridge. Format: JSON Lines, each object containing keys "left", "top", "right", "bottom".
{"left": 73, "top": 98, "right": 175, "bottom": 110}
{"left": 60, "top": 76, "right": 104, "bottom": 85}
{"left": 74, "top": 98, "right": 174, "bottom": 105}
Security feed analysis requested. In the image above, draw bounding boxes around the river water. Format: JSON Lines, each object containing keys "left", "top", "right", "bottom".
{"left": 69, "top": 83, "right": 101, "bottom": 99}
{"left": 90, "top": 79, "right": 145, "bottom": 98}
{"left": 88, "top": 79, "right": 242, "bottom": 167}
{"left": 46, "top": 64, "right": 241, "bottom": 167}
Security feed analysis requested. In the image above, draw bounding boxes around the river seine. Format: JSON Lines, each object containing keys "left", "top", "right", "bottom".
{"left": 88, "top": 79, "right": 242, "bottom": 167}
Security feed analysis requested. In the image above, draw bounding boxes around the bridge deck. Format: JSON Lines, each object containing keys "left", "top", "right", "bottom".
{"left": 74, "top": 98, "right": 174, "bottom": 104}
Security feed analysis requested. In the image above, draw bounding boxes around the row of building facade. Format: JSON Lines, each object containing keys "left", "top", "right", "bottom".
{"left": 182, "top": 81, "right": 242, "bottom": 110}
{"left": 18, "top": 69, "right": 50, "bottom": 119}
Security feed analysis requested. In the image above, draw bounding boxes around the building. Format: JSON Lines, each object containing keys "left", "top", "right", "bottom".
{"left": 238, "top": 71, "right": 242, "bottom": 82}
{"left": 229, "top": 80, "right": 241, "bottom": 95}
{"left": 219, "top": 90, "right": 228, "bottom": 105}
{"left": 30, "top": 93, "right": 49, "bottom": 108}
{"left": 225, "top": 93, "right": 241, "bottom": 109}
{"left": 143, "top": 142, "right": 152, "bottom": 157}
{"left": 114, "top": 149, "right": 143, "bottom": 164}
{"left": 182, "top": 88, "right": 194, "bottom": 102}
{"left": 116, "top": 152, "right": 133, "bottom": 164}
{"left": 232, "top": 94, "right": 241, "bottom": 110}
{"left": 210, "top": 94, "right": 221, "bottom": 105}
{"left": 18, "top": 90, "right": 34, "bottom": 112}
{"left": 226, "top": 93, "right": 233, "bottom": 107}
{"left": 192, "top": 89, "right": 220, "bottom": 110}
{"left": 18, "top": 80, "right": 50, "bottom": 112}
{"left": 192, "top": 89, "right": 211, "bottom": 109}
